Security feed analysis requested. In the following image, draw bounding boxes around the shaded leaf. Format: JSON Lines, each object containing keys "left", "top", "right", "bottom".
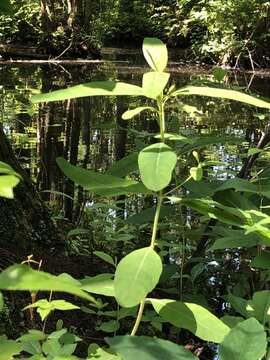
{"left": 106, "top": 336, "right": 198, "bottom": 360}
{"left": 219, "top": 318, "right": 267, "bottom": 360}
{"left": 114, "top": 247, "right": 162, "bottom": 307}
{"left": 151, "top": 299, "right": 229, "bottom": 343}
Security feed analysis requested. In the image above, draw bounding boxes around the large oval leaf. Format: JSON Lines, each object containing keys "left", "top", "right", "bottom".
{"left": 81, "top": 274, "right": 115, "bottom": 297}
{"left": 57, "top": 157, "right": 151, "bottom": 196}
{"left": 150, "top": 298, "right": 230, "bottom": 343}
{"left": 31, "top": 81, "right": 143, "bottom": 103}
{"left": 142, "top": 72, "right": 170, "bottom": 99}
{"left": 173, "top": 86, "right": 270, "bottom": 109}
{"left": 106, "top": 336, "right": 198, "bottom": 360}
{"left": 0, "top": 264, "right": 95, "bottom": 303}
{"left": 219, "top": 318, "right": 267, "bottom": 360}
{"left": 114, "top": 247, "right": 162, "bottom": 307}
{"left": 142, "top": 38, "right": 168, "bottom": 72}
{"left": 138, "top": 143, "right": 177, "bottom": 191}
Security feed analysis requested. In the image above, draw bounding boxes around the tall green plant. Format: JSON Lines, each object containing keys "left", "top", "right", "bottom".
{"left": 1, "top": 37, "right": 270, "bottom": 359}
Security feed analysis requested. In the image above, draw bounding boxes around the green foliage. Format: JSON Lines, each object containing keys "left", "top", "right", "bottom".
{"left": 0, "top": 264, "right": 95, "bottom": 303}
{"left": 0, "top": 162, "right": 20, "bottom": 198}
{"left": 114, "top": 247, "right": 162, "bottom": 307}
{"left": 219, "top": 318, "right": 267, "bottom": 360}
{"left": 150, "top": 299, "right": 230, "bottom": 343}
{"left": 106, "top": 336, "right": 198, "bottom": 360}
{"left": 138, "top": 143, "right": 177, "bottom": 191}
{"left": 2, "top": 37, "right": 270, "bottom": 359}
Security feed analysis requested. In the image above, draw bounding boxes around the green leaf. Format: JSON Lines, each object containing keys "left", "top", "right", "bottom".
{"left": 81, "top": 274, "right": 115, "bottom": 297}
{"left": 0, "top": 175, "right": 20, "bottom": 198}
{"left": 94, "top": 251, "right": 115, "bottom": 266}
{"left": 154, "top": 133, "right": 193, "bottom": 143}
{"left": 57, "top": 157, "right": 151, "bottom": 196}
{"left": 221, "top": 315, "right": 244, "bottom": 328}
{"left": 122, "top": 107, "right": 156, "bottom": 120}
{"left": 142, "top": 72, "right": 170, "bottom": 99}
{"left": 126, "top": 205, "right": 175, "bottom": 225}
{"left": 173, "top": 86, "right": 270, "bottom": 109}
{"left": 142, "top": 38, "right": 168, "bottom": 72}
{"left": 251, "top": 252, "right": 270, "bottom": 269}
{"left": 114, "top": 247, "right": 162, "bottom": 307}
{"left": 88, "top": 343, "right": 121, "bottom": 360}
{"left": 150, "top": 299, "right": 229, "bottom": 343}
{"left": 190, "top": 166, "right": 203, "bottom": 181}
{"left": 31, "top": 81, "right": 143, "bottom": 103}
{"left": 98, "top": 320, "right": 120, "bottom": 333}
{"left": 18, "top": 330, "right": 46, "bottom": 343}
{"left": 219, "top": 318, "right": 267, "bottom": 360}
{"left": 174, "top": 197, "right": 245, "bottom": 226}
{"left": 106, "top": 153, "right": 138, "bottom": 178}
{"left": 138, "top": 143, "right": 177, "bottom": 191}
{"left": 212, "top": 68, "right": 227, "bottom": 82}
{"left": 251, "top": 291, "right": 270, "bottom": 325}
{"left": 0, "top": 0, "right": 12, "bottom": 13}
{"left": 24, "top": 299, "right": 79, "bottom": 321}
{"left": 0, "top": 337, "right": 22, "bottom": 360}
{"left": 0, "top": 292, "right": 3, "bottom": 312}
{"left": 0, "top": 264, "right": 95, "bottom": 303}
{"left": 228, "top": 293, "right": 249, "bottom": 318}
{"left": 106, "top": 335, "right": 198, "bottom": 360}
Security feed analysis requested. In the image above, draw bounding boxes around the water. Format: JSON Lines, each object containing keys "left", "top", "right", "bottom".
{"left": 1, "top": 50, "right": 270, "bottom": 358}
{"left": 0, "top": 49, "right": 270, "bottom": 219}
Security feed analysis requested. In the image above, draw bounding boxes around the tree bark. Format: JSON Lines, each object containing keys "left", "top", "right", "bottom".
{"left": 0, "top": 125, "right": 63, "bottom": 257}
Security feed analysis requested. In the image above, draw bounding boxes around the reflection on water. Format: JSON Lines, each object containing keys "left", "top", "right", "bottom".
{"left": 1, "top": 50, "right": 270, "bottom": 359}
{"left": 0, "top": 52, "right": 270, "bottom": 222}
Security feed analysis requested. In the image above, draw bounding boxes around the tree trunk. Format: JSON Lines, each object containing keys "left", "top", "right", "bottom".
{"left": 0, "top": 125, "right": 63, "bottom": 257}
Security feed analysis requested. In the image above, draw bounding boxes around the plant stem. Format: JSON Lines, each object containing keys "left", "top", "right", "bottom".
{"left": 158, "top": 100, "right": 165, "bottom": 142}
{"left": 130, "top": 98, "right": 166, "bottom": 336}
{"left": 130, "top": 300, "right": 146, "bottom": 336}
{"left": 150, "top": 193, "right": 163, "bottom": 249}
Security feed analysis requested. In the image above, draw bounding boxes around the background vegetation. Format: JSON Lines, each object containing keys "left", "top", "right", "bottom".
{"left": 0, "top": 0, "right": 269, "bottom": 67}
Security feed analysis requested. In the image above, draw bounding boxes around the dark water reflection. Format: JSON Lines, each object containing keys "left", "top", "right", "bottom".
{"left": 1, "top": 51, "right": 270, "bottom": 223}
{"left": 1, "top": 51, "right": 270, "bottom": 359}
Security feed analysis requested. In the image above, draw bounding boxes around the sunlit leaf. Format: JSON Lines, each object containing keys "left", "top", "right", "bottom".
{"left": 114, "top": 247, "right": 162, "bottom": 307}
{"left": 24, "top": 299, "right": 79, "bottom": 321}
{"left": 0, "top": 337, "right": 22, "bottom": 360}
{"left": 122, "top": 106, "right": 156, "bottom": 120}
{"left": 173, "top": 86, "right": 270, "bottom": 109}
{"left": 142, "top": 72, "right": 170, "bottom": 99}
{"left": 142, "top": 38, "right": 168, "bottom": 72}
{"left": 0, "top": 175, "right": 20, "bottom": 199}
{"left": 150, "top": 298, "right": 229, "bottom": 343}
{"left": 31, "top": 81, "right": 143, "bottom": 103}
{"left": 0, "top": 264, "right": 95, "bottom": 303}
{"left": 190, "top": 166, "right": 203, "bottom": 181}
{"left": 138, "top": 143, "right": 177, "bottom": 191}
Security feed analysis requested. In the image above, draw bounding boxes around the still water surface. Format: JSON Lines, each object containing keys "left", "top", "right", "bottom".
{"left": 0, "top": 49, "right": 270, "bottom": 215}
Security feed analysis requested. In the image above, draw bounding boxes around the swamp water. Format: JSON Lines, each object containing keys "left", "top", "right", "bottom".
{"left": 1, "top": 50, "right": 270, "bottom": 358}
